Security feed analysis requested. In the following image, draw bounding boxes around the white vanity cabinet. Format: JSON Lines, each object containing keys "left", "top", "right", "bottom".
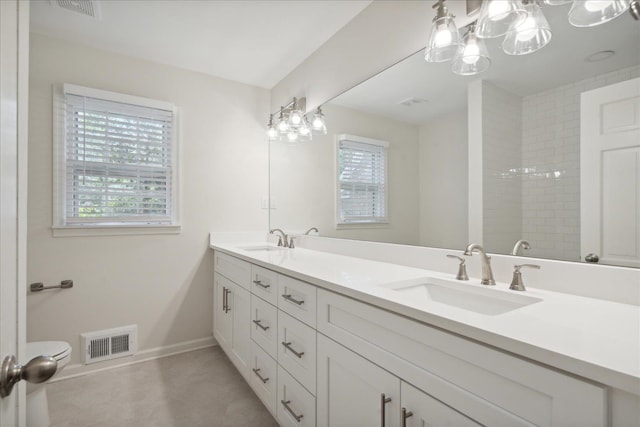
{"left": 317, "top": 289, "right": 607, "bottom": 427}
{"left": 213, "top": 253, "right": 251, "bottom": 381}
{"left": 213, "top": 250, "right": 611, "bottom": 427}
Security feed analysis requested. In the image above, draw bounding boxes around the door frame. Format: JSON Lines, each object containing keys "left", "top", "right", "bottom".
{"left": 0, "top": 0, "right": 29, "bottom": 425}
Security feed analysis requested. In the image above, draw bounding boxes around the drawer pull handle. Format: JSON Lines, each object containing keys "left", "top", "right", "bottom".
{"left": 281, "top": 399, "right": 304, "bottom": 422}
{"left": 381, "top": 393, "right": 391, "bottom": 427}
{"left": 252, "top": 368, "right": 269, "bottom": 384}
{"left": 402, "top": 407, "right": 413, "bottom": 427}
{"left": 253, "top": 319, "right": 270, "bottom": 331}
{"left": 282, "top": 294, "right": 304, "bottom": 305}
{"left": 281, "top": 341, "right": 304, "bottom": 358}
{"left": 253, "top": 280, "right": 271, "bottom": 289}
{"left": 223, "top": 288, "right": 231, "bottom": 313}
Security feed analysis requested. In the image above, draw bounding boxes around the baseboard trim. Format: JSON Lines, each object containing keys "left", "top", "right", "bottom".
{"left": 53, "top": 336, "right": 218, "bottom": 382}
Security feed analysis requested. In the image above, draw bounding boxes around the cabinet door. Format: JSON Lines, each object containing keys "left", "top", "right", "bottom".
{"left": 229, "top": 280, "right": 251, "bottom": 381}
{"left": 317, "top": 334, "right": 400, "bottom": 427}
{"left": 401, "top": 382, "right": 480, "bottom": 427}
{"left": 213, "top": 273, "right": 232, "bottom": 353}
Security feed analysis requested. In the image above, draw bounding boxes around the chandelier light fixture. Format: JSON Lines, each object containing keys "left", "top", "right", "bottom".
{"left": 425, "top": 0, "right": 637, "bottom": 77}
{"left": 502, "top": 0, "right": 552, "bottom": 55}
{"left": 568, "top": 0, "right": 632, "bottom": 27}
{"left": 425, "top": 0, "right": 463, "bottom": 62}
{"left": 266, "top": 97, "right": 327, "bottom": 142}
{"left": 451, "top": 22, "right": 491, "bottom": 75}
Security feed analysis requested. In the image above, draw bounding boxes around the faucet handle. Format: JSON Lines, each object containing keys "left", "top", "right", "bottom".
{"left": 509, "top": 264, "right": 540, "bottom": 291}
{"left": 446, "top": 255, "right": 469, "bottom": 281}
{"left": 288, "top": 237, "right": 295, "bottom": 249}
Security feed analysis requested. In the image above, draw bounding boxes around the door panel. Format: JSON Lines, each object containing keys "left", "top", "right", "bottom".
{"left": 581, "top": 78, "right": 640, "bottom": 267}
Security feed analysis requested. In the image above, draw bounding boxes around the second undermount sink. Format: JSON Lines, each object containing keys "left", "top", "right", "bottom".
{"left": 237, "top": 245, "right": 287, "bottom": 252}
{"left": 386, "top": 277, "right": 542, "bottom": 315}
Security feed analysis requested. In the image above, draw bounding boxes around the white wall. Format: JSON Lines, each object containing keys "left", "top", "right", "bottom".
{"left": 481, "top": 81, "right": 523, "bottom": 254}
{"left": 27, "top": 34, "right": 270, "bottom": 367}
{"left": 418, "top": 110, "right": 468, "bottom": 249}
{"left": 270, "top": 103, "right": 420, "bottom": 245}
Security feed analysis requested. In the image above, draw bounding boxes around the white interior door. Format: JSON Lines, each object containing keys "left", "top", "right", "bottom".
{"left": 581, "top": 78, "right": 640, "bottom": 268}
{"left": 0, "top": 1, "right": 29, "bottom": 425}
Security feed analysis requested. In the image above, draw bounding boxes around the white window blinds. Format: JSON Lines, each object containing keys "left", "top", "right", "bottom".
{"left": 337, "top": 135, "right": 389, "bottom": 224}
{"left": 55, "top": 84, "right": 178, "bottom": 227}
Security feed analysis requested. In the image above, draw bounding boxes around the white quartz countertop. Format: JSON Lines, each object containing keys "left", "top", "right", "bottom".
{"left": 210, "top": 238, "right": 640, "bottom": 395}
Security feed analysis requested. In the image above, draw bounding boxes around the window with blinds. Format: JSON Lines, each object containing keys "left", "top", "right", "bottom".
{"left": 54, "top": 84, "right": 178, "bottom": 230}
{"left": 337, "top": 135, "right": 389, "bottom": 224}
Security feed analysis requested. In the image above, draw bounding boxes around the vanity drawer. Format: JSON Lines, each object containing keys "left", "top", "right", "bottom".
{"left": 249, "top": 341, "right": 278, "bottom": 418}
{"left": 251, "top": 265, "right": 278, "bottom": 306}
{"left": 277, "top": 274, "right": 317, "bottom": 327}
{"left": 317, "top": 289, "right": 607, "bottom": 427}
{"left": 277, "top": 365, "right": 316, "bottom": 427}
{"left": 250, "top": 294, "right": 278, "bottom": 358}
{"left": 214, "top": 251, "right": 251, "bottom": 290}
{"left": 278, "top": 311, "right": 317, "bottom": 395}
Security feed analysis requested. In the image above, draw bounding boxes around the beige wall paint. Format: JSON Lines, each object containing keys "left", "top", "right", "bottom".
{"left": 418, "top": 110, "right": 468, "bottom": 249}
{"left": 27, "top": 34, "right": 270, "bottom": 365}
{"left": 270, "top": 103, "right": 420, "bottom": 245}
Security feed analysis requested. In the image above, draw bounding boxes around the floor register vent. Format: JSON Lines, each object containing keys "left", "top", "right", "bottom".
{"left": 81, "top": 325, "right": 137, "bottom": 364}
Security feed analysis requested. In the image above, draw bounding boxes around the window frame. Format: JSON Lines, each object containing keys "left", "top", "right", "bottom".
{"left": 52, "top": 84, "right": 181, "bottom": 237}
{"left": 335, "top": 134, "right": 389, "bottom": 228}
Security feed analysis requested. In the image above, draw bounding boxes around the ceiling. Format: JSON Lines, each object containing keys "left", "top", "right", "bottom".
{"left": 331, "top": 3, "right": 640, "bottom": 124}
{"left": 30, "top": 0, "right": 372, "bottom": 89}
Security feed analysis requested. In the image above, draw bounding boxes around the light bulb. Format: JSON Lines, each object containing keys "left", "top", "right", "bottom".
{"left": 312, "top": 116, "right": 323, "bottom": 129}
{"left": 267, "top": 126, "right": 278, "bottom": 140}
{"left": 434, "top": 28, "right": 453, "bottom": 47}
{"left": 287, "top": 131, "right": 298, "bottom": 142}
{"left": 462, "top": 42, "right": 481, "bottom": 64}
{"left": 488, "top": 0, "right": 512, "bottom": 19}
{"left": 516, "top": 15, "right": 539, "bottom": 41}
{"left": 289, "top": 111, "right": 303, "bottom": 126}
{"left": 585, "top": 0, "right": 615, "bottom": 11}
{"left": 277, "top": 120, "right": 288, "bottom": 132}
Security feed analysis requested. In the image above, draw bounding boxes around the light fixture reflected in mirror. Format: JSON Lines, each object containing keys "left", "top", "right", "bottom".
{"left": 503, "top": 0, "right": 552, "bottom": 55}
{"left": 287, "top": 97, "right": 304, "bottom": 129}
{"left": 451, "top": 22, "right": 491, "bottom": 75}
{"left": 543, "top": 0, "right": 571, "bottom": 5}
{"left": 267, "top": 114, "right": 279, "bottom": 141}
{"left": 568, "top": 0, "right": 631, "bottom": 27}
{"left": 266, "top": 97, "right": 327, "bottom": 142}
{"left": 311, "top": 106, "right": 327, "bottom": 135}
{"left": 476, "top": 0, "right": 528, "bottom": 38}
{"left": 425, "top": 0, "right": 463, "bottom": 62}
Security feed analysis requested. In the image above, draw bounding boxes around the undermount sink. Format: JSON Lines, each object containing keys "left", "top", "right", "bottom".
{"left": 237, "top": 245, "right": 286, "bottom": 252}
{"left": 386, "top": 277, "right": 542, "bottom": 315}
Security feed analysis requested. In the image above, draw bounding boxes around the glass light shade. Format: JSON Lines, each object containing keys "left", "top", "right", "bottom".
{"left": 267, "top": 124, "right": 279, "bottom": 140}
{"left": 298, "top": 120, "right": 312, "bottom": 142}
{"left": 451, "top": 29, "right": 491, "bottom": 75}
{"left": 277, "top": 114, "right": 289, "bottom": 132}
{"left": 311, "top": 108, "right": 327, "bottom": 135}
{"left": 502, "top": 2, "right": 552, "bottom": 55}
{"left": 287, "top": 107, "right": 304, "bottom": 129}
{"left": 425, "top": 15, "right": 463, "bottom": 62}
{"left": 286, "top": 130, "right": 299, "bottom": 143}
{"left": 543, "top": 0, "right": 571, "bottom": 4}
{"left": 476, "top": 0, "right": 527, "bottom": 38}
{"left": 568, "top": 0, "right": 631, "bottom": 27}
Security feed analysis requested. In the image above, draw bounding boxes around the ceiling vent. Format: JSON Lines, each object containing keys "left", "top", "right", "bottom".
{"left": 50, "top": 0, "right": 102, "bottom": 20}
{"left": 397, "top": 97, "right": 428, "bottom": 107}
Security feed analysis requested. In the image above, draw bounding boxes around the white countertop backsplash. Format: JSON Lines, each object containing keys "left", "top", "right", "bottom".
{"left": 209, "top": 231, "right": 640, "bottom": 394}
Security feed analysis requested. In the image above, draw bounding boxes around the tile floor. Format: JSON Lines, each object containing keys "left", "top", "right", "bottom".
{"left": 48, "top": 346, "right": 279, "bottom": 427}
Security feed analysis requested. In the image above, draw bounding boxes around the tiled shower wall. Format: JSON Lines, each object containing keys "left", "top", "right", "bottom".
{"left": 521, "top": 65, "right": 640, "bottom": 261}
{"left": 482, "top": 81, "right": 523, "bottom": 255}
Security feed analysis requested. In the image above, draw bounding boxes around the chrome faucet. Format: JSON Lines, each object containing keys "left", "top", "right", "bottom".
{"left": 463, "top": 243, "right": 496, "bottom": 286}
{"left": 511, "top": 239, "right": 531, "bottom": 256}
{"left": 304, "top": 227, "right": 319, "bottom": 235}
{"left": 269, "top": 229, "right": 289, "bottom": 247}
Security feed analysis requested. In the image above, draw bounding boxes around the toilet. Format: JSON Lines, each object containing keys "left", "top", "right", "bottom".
{"left": 26, "top": 341, "right": 72, "bottom": 427}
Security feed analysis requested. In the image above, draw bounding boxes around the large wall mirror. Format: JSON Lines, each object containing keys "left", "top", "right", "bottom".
{"left": 270, "top": 4, "right": 640, "bottom": 268}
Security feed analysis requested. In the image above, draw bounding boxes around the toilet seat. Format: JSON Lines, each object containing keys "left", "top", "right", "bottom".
{"left": 26, "top": 341, "right": 71, "bottom": 362}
